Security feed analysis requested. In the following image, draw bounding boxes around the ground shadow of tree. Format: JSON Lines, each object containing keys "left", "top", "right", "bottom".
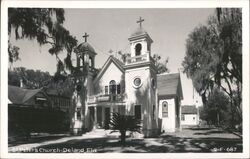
{"left": 8, "top": 135, "right": 70, "bottom": 147}
{"left": 31, "top": 134, "right": 242, "bottom": 153}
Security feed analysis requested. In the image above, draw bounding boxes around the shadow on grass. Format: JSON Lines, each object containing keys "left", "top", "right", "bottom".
{"left": 187, "top": 128, "right": 214, "bottom": 131}
{"left": 193, "top": 130, "right": 224, "bottom": 135}
{"left": 9, "top": 134, "right": 70, "bottom": 147}
{"left": 24, "top": 135, "right": 242, "bottom": 153}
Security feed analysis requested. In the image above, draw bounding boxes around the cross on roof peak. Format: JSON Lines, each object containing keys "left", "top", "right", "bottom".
{"left": 82, "top": 32, "right": 89, "bottom": 42}
{"left": 137, "top": 17, "right": 144, "bottom": 28}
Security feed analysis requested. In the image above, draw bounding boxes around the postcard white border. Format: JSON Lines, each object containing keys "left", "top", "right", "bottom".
{"left": 1, "top": 0, "right": 249, "bottom": 159}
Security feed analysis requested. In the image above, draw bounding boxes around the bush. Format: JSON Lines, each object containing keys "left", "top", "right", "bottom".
{"left": 109, "top": 112, "right": 141, "bottom": 144}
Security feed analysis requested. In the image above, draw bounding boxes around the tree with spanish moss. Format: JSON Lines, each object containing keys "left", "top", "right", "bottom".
{"left": 153, "top": 54, "right": 170, "bottom": 74}
{"left": 8, "top": 8, "right": 78, "bottom": 77}
{"left": 182, "top": 8, "right": 242, "bottom": 128}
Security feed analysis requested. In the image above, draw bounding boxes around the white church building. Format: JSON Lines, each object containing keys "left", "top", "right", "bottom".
{"left": 71, "top": 18, "right": 183, "bottom": 137}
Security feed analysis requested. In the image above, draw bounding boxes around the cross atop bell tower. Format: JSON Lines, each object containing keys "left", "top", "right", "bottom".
{"left": 82, "top": 32, "right": 89, "bottom": 42}
{"left": 127, "top": 17, "right": 153, "bottom": 60}
{"left": 137, "top": 16, "right": 144, "bottom": 28}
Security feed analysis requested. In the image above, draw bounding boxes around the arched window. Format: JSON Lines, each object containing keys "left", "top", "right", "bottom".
{"left": 135, "top": 43, "right": 142, "bottom": 56}
{"left": 162, "top": 101, "right": 168, "bottom": 117}
{"left": 109, "top": 80, "right": 116, "bottom": 94}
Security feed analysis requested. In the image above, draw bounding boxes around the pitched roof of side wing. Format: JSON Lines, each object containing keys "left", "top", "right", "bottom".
{"left": 8, "top": 85, "right": 48, "bottom": 105}
{"left": 157, "top": 73, "right": 183, "bottom": 99}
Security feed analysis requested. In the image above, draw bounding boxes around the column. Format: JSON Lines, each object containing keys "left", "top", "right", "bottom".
{"left": 94, "top": 107, "right": 98, "bottom": 129}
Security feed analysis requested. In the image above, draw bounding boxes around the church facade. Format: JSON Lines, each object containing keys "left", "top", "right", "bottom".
{"left": 70, "top": 18, "right": 183, "bottom": 137}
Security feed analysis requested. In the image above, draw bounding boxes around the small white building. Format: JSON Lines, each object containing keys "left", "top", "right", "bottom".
{"left": 157, "top": 73, "right": 183, "bottom": 132}
{"left": 181, "top": 105, "right": 199, "bottom": 127}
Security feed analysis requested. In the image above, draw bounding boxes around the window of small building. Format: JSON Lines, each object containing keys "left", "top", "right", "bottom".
{"left": 135, "top": 43, "right": 142, "bottom": 56}
{"left": 135, "top": 105, "right": 141, "bottom": 119}
{"left": 35, "top": 97, "right": 47, "bottom": 107}
{"left": 162, "top": 101, "right": 168, "bottom": 118}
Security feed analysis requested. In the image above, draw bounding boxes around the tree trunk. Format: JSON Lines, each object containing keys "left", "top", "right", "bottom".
{"left": 230, "top": 99, "right": 234, "bottom": 128}
{"left": 224, "top": 77, "right": 234, "bottom": 128}
{"left": 120, "top": 130, "right": 126, "bottom": 145}
{"left": 217, "top": 112, "right": 220, "bottom": 126}
{"left": 201, "top": 93, "right": 207, "bottom": 105}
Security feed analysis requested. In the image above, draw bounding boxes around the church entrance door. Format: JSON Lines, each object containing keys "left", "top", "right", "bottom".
{"left": 104, "top": 107, "right": 110, "bottom": 129}
{"left": 97, "top": 107, "right": 102, "bottom": 128}
{"left": 88, "top": 107, "right": 95, "bottom": 130}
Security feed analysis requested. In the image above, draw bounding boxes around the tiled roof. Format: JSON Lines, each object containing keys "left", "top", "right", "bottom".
{"left": 75, "top": 42, "right": 96, "bottom": 54}
{"left": 181, "top": 105, "right": 197, "bottom": 114}
{"left": 128, "top": 27, "right": 153, "bottom": 43}
{"left": 8, "top": 85, "right": 43, "bottom": 104}
{"left": 157, "top": 73, "right": 182, "bottom": 98}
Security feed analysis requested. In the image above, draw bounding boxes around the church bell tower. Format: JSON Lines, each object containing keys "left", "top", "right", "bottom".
{"left": 124, "top": 17, "right": 158, "bottom": 137}
{"left": 70, "top": 33, "right": 96, "bottom": 135}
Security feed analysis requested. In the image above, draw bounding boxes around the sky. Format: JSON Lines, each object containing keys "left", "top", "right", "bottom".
{"left": 10, "top": 8, "right": 215, "bottom": 106}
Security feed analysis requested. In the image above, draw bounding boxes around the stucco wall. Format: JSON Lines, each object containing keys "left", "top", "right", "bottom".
{"left": 86, "top": 72, "right": 94, "bottom": 96}
{"left": 125, "top": 66, "right": 158, "bottom": 136}
{"left": 181, "top": 114, "right": 199, "bottom": 125}
{"left": 158, "top": 98, "right": 176, "bottom": 132}
{"left": 94, "top": 62, "right": 124, "bottom": 94}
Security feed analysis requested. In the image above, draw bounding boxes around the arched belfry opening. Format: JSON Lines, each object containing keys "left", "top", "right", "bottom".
{"left": 135, "top": 43, "right": 142, "bottom": 56}
{"left": 89, "top": 57, "right": 93, "bottom": 67}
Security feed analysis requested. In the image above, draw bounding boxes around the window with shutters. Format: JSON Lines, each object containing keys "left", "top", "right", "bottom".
{"left": 117, "top": 84, "right": 121, "bottom": 94}
{"left": 109, "top": 80, "right": 116, "bottom": 94}
{"left": 105, "top": 86, "right": 108, "bottom": 94}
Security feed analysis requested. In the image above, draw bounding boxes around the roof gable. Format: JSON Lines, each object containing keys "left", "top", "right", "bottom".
{"left": 157, "top": 73, "right": 183, "bottom": 99}
{"left": 8, "top": 85, "right": 45, "bottom": 104}
{"left": 8, "top": 85, "right": 26, "bottom": 104}
{"left": 93, "top": 56, "right": 124, "bottom": 84}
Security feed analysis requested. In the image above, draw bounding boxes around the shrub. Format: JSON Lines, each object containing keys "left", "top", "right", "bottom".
{"left": 109, "top": 112, "right": 141, "bottom": 144}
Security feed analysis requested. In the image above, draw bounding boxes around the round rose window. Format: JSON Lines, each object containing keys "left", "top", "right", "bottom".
{"left": 134, "top": 78, "right": 141, "bottom": 86}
